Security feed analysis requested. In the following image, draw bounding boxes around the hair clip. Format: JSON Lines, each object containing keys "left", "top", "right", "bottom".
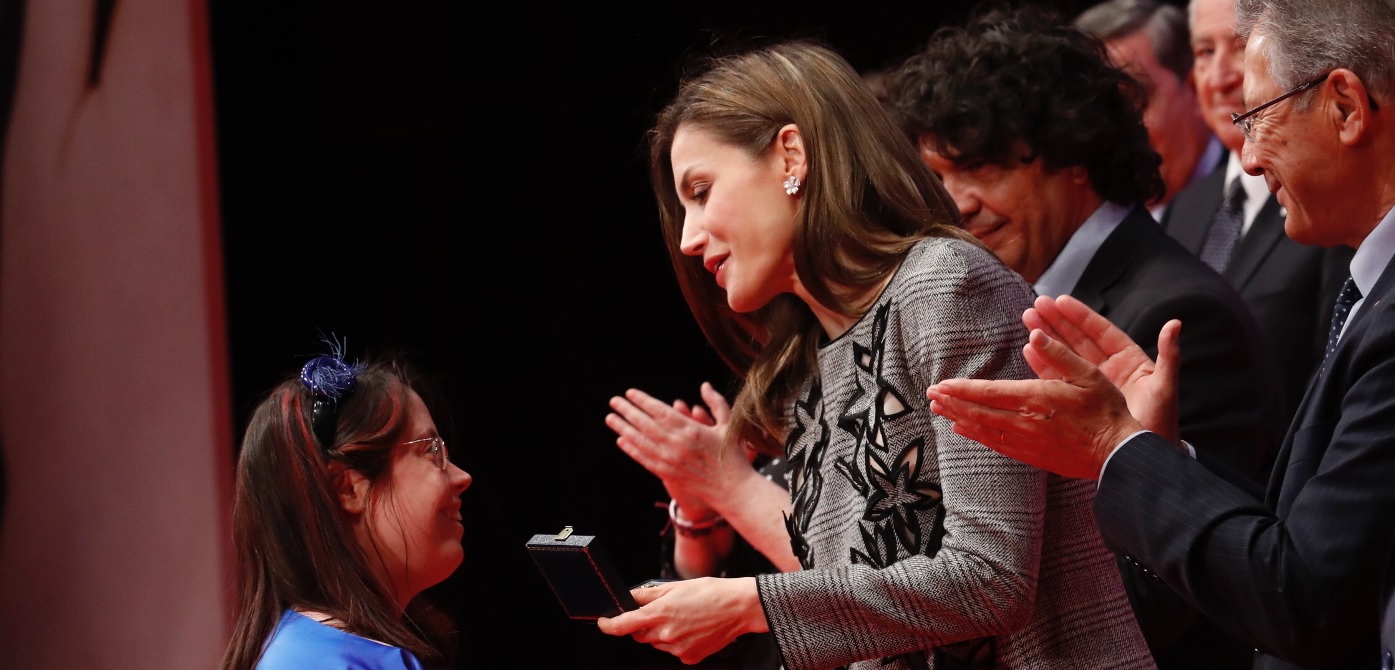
{"left": 300, "top": 334, "right": 365, "bottom": 450}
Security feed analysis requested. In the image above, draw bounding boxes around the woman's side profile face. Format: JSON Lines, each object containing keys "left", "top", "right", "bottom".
{"left": 348, "top": 387, "right": 473, "bottom": 609}
{"left": 672, "top": 123, "right": 803, "bottom": 313}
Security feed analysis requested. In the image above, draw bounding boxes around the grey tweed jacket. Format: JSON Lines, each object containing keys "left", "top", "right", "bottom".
{"left": 757, "top": 238, "right": 1155, "bottom": 670}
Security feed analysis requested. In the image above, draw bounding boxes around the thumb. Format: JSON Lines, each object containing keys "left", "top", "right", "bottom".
{"left": 700, "top": 382, "right": 733, "bottom": 425}
{"left": 1154, "top": 319, "right": 1182, "bottom": 396}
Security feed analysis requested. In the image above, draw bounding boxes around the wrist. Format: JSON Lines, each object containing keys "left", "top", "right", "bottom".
{"left": 671, "top": 496, "right": 717, "bottom": 521}
{"left": 668, "top": 499, "right": 730, "bottom": 538}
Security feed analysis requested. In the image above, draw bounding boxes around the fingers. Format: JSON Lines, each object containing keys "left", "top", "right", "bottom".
{"left": 929, "top": 379, "right": 1119, "bottom": 480}
{"left": 609, "top": 393, "right": 655, "bottom": 428}
{"left": 699, "top": 382, "right": 733, "bottom": 425}
{"left": 673, "top": 397, "right": 722, "bottom": 427}
{"left": 1055, "top": 294, "right": 1146, "bottom": 361}
{"left": 689, "top": 406, "right": 716, "bottom": 426}
{"left": 612, "top": 390, "right": 688, "bottom": 440}
{"left": 1029, "top": 295, "right": 1110, "bottom": 365}
{"left": 672, "top": 398, "right": 693, "bottom": 417}
{"left": 608, "top": 402, "right": 663, "bottom": 448}
{"left": 927, "top": 378, "right": 1058, "bottom": 421}
{"left": 594, "top": 583, "right": 669, "bottom": 636}
{"left": 625, "top": 388, "right": 681, "bottom": 419}
{"left": 927, "top": 397, "right": 1007, "bottom": 451}
{"left": 1022, "top": 301, "right": 1063, "bottom": 344}
{"left": 1024, "top": 329, "right": 1101, "bottom": 384}
{"left": 1023, "top": 339, "right": 1064, "bottom": 381}
{"left": 597, "top": 608, "right": 651, "bottom": 637}
{"left": 605, "top": 412, "right": 650, "bottom": 454}
{"left": 611, "top": 432, "right": 663, "bottom": 476}
{"left": 606, "top": 397, "right": 676, "bottom": 474}
{"left": 632, "top": 581, "right": 674, "bottom": 605}
{"left": 926, "top": 382, "right": 1060, "bottom": 472}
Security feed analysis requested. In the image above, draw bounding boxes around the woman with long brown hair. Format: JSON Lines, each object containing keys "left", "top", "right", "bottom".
{"left": 597, "top": 39, "right": 1154, "bottom": 669}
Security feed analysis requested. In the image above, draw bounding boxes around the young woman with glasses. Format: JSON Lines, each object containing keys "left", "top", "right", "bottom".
{"left": 220, "top": 344, "right": 472, "bottom": 670}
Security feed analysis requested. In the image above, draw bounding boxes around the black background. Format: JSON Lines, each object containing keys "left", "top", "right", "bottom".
{"left": 205, "top": 2, "right": 1140, "bottom": 667}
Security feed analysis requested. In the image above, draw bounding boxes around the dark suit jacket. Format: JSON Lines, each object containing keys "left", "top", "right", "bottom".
{"left": 1074, "top": 207, "right": 1287, "bottom": 669}
{"left": 1076, "top": 207, "right": 1283, "bottom": 664}
{"left": 1161, "top": 162, "right": 1353, "bottom": 427}
{"left": 1382, "top": 542, "right": 1395, "bottom": 670}
{"left": 1095, "top": 250, "right": 1395, "bottom": 670}
{"left": 1077, "top": 207, "right": 1286, "bottom": 478}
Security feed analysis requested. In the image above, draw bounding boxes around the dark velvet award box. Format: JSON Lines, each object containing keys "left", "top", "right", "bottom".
{"left": 526, "top": 527, "right": 638, "bottom": 621}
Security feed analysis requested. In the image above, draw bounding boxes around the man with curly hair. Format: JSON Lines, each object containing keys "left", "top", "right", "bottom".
{"left": 886, "top": 6, "right": 1280, "bottom": 668}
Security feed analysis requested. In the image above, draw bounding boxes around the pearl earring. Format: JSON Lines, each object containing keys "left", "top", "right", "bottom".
{"left": 783, "top": 175, "right": 801, "bottom": 196}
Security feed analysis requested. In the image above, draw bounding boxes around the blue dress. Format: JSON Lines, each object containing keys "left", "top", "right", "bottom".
{"left": 256, "top": 609, "right": 426, "bottom": 670}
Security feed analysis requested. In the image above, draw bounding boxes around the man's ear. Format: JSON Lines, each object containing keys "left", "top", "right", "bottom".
{"left": 774, "top": 123, "right": 807, "bottom": 181}
{"left": 330, "top": 461, "right": 371, "bottom": 515}
{"left": 1329, "top": 68, "right": 1373, "bottom": 147}
{"left": 917, "top": 134, "right": 939, "bottom": 168}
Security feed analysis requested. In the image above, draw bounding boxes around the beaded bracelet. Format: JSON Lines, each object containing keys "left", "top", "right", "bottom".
{"left": 668, "top": 499, "right": 731, "bottom": 538}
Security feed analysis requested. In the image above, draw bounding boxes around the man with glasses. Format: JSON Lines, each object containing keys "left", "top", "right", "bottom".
{"left": 1159, "top": 0, "right": 1351, "bottom": 430}
{"left": 927, "top": 0, "right": 1395, "bottom": 668}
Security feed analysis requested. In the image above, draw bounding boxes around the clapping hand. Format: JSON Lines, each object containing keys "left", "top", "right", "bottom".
{"left": 606, "top": 382, "right": 754, "bottom": 518}
{"left": 1022, "top": 295, "right": 1180, "bottom": 442}
{"left": 926, "top": 295, "right": 1181, "bottom": 479}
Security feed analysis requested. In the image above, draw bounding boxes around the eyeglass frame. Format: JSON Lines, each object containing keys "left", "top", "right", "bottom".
{"left": 401, "top": 436, "right": 450, "bottom": 471}
{"left": 1230, "top": 72, "right": 1330, "bottom": 142}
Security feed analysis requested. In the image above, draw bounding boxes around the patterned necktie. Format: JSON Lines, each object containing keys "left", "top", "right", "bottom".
{"left": 1324, "top": 276, "right": 1362, "bottom": 364}
{"left": 1199, "top": 176, "right": 1246, "bottom": 272}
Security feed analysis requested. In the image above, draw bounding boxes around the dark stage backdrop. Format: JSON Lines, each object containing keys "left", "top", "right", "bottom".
{"left": 209, "top": 1, "right": 1174, "bottom": 667}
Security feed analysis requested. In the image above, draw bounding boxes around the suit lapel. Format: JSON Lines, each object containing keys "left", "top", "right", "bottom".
{"left": 1072, "top": 207, "right": 1153, "bottom": 315}
{"left": 1224, "top": 195, "right": 1285, "bottom": 288}
{"left": 1267, "top": 252, "right": 1395, "bottom": 505}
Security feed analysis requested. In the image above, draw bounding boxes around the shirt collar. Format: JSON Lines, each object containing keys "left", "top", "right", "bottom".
{"left": 1349, "top": 205, "right": 1395, "bottom": 299}
{"left": 1033, "top": 201, "right": 1132, "bottom": 298}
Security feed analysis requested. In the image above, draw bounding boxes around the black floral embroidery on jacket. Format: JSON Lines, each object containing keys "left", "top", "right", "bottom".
{"left": 785, "top": 379, "right": 827, "bottom": 569}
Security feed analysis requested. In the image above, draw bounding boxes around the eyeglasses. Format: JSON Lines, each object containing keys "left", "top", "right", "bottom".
{"left": 1231, "top": 72, "right": 1330, "bottom": 141}
{"left": 402, "top": 436, "right": 449, "bottom": 471}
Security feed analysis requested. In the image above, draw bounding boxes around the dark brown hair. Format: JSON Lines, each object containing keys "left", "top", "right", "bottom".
{"left": 219, "top": 358, "right": 454, "bottom": 670}
{"left": 648, "top": 39, "right": 974, "bottom": 455}
{"left": 889, "top": 4, "right": 1164, "bottom": 206}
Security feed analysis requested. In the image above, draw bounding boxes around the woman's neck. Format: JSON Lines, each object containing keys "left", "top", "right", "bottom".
{"left": 795, "top": 268, "right": 897, "bottom": 341}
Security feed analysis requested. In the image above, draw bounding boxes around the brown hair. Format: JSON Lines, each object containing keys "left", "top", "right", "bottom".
{"left": 219, "top": 358, "right": 454, "bottom": 670}
{"left": 647, "top": 39, "right": 974, "bottom": 456}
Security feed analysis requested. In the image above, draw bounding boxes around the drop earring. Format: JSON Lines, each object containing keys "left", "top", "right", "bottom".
{"left": 783, "top": 175, "right": 801, "bottom": 196}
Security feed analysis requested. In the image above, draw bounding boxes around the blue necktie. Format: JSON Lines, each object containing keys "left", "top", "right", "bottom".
{"left": 1199, "top": 177, "right": 1246, "bottom": 272}
{"left": 1324, "top": 276, "right": 1362, "bottom": 366}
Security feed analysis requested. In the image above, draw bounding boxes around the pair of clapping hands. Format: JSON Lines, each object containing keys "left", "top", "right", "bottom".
{"left": 927, "top": 294, "right": 1182, "bottom": 479}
